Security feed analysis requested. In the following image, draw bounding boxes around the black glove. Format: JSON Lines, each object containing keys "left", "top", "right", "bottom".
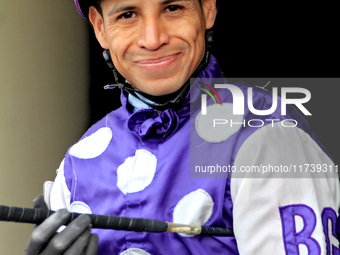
{"left": 25, "top": 195, "right": 98, "bottom": 255}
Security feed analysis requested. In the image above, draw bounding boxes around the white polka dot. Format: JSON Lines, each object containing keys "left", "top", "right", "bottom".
{"left": 195, "top": 103, "right": 243, "bottom": 143}
{"left": 70, "top": 201, "right": 92, "bottom": 214}
{"left": 69, "top": 127, "right": 112, "bottom": 159}
{"left": 173, "top": 189, "right": 214, "bottom": 237}
{"left": 120, "top": 248, "right": 151, "bottom": 255}
{"left": 117, "top": 149, "right": 157, "bottom": 195}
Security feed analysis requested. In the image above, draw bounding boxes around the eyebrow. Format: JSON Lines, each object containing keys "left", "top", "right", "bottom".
{"left": 107, "top": 0, "right": 191, "bottom": 16}
{"left": 108, "top": 5, "right": 137, "bottom": 17}
{"left": 160, "top": 0, "right": 191, "bottom": 5}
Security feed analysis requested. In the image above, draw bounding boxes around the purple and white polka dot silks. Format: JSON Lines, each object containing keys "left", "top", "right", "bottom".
{"left": 47, "top": 54, "right": 340, "bottom": 254}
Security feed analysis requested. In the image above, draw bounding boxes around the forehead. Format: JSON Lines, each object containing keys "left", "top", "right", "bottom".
{"left": 100, "top": 0, "right": 201, "bottom": 18}
{"left": 102, "top": 0, "right": 197, "bottom": 9}
{"left": 103, "top": 0, "right": 195, "bottom": 4}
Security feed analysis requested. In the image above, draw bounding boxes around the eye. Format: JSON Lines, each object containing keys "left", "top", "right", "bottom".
{"left": 165, "top": 5, "right": 183, "bottom": 12}
{"left": 118, "top": 12, "right": 136, "bottom": 19}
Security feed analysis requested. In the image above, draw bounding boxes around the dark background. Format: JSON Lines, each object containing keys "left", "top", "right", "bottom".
{"left": 87, "top": 1, "right": 339, "bottom": 164}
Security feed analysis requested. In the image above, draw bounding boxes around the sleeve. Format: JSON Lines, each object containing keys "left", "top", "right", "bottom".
{"left": 44, "top": 159, "right": 72, "bottom": 211}
{"left": 230, "top": 122, "right": 340, "bottom": 255}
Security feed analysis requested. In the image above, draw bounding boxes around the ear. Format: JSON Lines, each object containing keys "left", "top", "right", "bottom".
{"left": 89, "top": 6, "right": 109, "bottom": 49}
{"left": 201, "top": 0, "right": 217, "bottom": 30}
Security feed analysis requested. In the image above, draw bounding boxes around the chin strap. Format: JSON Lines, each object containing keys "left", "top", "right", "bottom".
{"left": 103, "top": 30, "right": 214, "bottom": 111}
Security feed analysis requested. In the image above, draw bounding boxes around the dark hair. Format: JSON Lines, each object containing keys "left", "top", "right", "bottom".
{"left": 94, "top": 0, "right": 104, "bottom": 16}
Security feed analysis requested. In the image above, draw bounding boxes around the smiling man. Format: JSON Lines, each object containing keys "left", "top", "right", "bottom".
{"left": 89, "top": 0, "right": 214, "bottom": 96}
{"left": 25, "top": 0, "right": 340, "bottom": 255}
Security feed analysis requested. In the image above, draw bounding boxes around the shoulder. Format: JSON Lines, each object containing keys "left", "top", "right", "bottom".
{"left": 66, "top": 105, "right": 133, "bottom": 161}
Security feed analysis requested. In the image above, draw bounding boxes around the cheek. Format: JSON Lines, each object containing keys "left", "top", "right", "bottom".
{"left": 178, "top": 26, "right": 206, "bottom": 64}
{"left": 177, "top": 19, "right": 205, "bottom": 49}
{"left": 106, "top": 27, "right": 137, "bottom": 59}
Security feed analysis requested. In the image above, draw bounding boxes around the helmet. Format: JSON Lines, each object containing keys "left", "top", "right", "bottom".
{"left": 74, "top": 0, "right": 92, "bottom": 19}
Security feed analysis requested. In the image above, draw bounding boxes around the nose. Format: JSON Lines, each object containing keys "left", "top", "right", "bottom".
{"left": 137, "top": 17, "right": 170, "bottom": 51}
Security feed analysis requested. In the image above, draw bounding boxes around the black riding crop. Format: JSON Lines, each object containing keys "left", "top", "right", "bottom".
{"left": 0, "top": 205, "right": 234, "bottom": 237}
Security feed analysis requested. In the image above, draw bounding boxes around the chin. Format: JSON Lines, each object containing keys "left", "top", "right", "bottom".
{"left": 138, "top": 78, "right": 186, "bottom": 96}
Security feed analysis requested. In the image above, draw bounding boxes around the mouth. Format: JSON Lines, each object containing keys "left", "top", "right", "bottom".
{"left": 135, "top": 53, "right": 181, "bottom": 70}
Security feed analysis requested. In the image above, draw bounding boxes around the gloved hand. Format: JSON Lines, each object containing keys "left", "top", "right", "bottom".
{"left": 25, "top": 195, "right": 98, "bottom": 255}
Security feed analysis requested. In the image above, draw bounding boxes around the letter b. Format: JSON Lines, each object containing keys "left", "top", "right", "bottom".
{"left": 279, "top": 204, "right": 321, "bottom": 255}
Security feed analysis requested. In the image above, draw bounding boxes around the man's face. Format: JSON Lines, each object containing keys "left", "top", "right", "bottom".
{"left": 90, "top": 0, "right": 216, "bottom": 96}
